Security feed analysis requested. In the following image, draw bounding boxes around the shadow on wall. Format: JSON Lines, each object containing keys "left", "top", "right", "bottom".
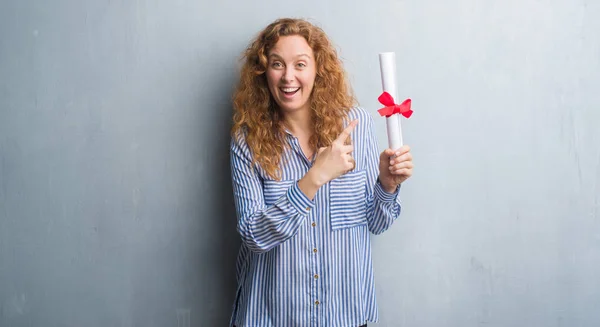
{"left": 215, "top": 141, "right": 240, "bottom": 324}
{"left": 198, "top": 79, "right": 241, "bottom": 324}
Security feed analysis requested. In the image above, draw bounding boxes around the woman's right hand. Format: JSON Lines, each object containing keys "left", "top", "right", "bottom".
{"left": 310, "top": 119, "right": 358, "bottom": 185}
{"left": 298, "top": 120, "right": 358, "bottom": 200}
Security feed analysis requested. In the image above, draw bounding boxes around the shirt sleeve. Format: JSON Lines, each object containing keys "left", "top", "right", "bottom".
{"left": 363, "top": 113, "right": 402, "bottom": 234}
{"left": 230, "top": 133, "right": 315, "bottom": 253}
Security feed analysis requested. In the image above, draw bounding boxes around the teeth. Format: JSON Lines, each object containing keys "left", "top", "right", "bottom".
{"left": 281, "top": 87, "right": 300, "bottom": 92}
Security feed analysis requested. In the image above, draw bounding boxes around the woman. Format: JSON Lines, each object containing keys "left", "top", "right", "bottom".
{"left": 229, "top": 17, "right": 413, "bottom": 327}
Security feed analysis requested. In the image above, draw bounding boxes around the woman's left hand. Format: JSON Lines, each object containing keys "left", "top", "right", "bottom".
{"left": 378, "top": 145, "right": 413, "bottom": 193}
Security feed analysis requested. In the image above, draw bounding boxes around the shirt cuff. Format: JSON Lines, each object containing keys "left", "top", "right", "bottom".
{"left": 375, "top": 179, "right": 401, "bottom": 203}
{"left": 287, "top": 181, "right": 315, "bottom": 214}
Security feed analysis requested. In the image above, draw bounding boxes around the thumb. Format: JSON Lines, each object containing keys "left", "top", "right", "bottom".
{"left": 383, "top": 149, "right": 395, "bottom": 157}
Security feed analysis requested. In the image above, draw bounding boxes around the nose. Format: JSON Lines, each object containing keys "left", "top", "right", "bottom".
{"left": 281, "top": 66, "right": 294, "bottom": 83}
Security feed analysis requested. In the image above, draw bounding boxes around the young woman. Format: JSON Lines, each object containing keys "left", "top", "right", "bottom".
{"left": 229, "top": 17, "right": 413, "bottom": 327}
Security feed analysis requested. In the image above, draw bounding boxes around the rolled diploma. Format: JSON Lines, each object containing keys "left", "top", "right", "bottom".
{"left": 379, "top": 52, "right": 403, "bottom": 151}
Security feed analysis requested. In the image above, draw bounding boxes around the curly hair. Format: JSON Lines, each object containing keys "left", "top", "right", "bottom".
{"left": 231, "top": 17, "right": 356, "bottom": 180}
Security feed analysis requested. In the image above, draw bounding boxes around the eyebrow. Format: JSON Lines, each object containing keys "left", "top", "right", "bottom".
{"left": 269, "top": 53, "right": 311, "bottom": 60}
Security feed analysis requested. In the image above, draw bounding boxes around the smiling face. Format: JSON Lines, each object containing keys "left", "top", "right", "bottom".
{"left": 266, "top": 35, "right": 317, "bottom": 115}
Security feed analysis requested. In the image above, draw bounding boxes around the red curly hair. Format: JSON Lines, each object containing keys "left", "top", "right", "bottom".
{"left": 231, "top": 18, "right": 356, "bottom": 180}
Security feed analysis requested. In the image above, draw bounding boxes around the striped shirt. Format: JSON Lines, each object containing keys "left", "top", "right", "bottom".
{"left": 229, "top": 107, "right": 402, "bottom": 327}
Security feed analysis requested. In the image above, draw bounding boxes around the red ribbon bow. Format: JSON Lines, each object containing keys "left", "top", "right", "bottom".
{"left": 377, "top": 92, "right": 413, "bottom": 118}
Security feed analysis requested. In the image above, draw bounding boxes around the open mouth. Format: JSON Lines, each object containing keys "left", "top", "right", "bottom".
{"left": 280, "top": 87, "right": 300, "bottom": 97}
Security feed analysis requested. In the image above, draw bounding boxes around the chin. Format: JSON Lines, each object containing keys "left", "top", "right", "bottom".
{"left": 277, "top": 102, "right": 310, "bottom": 113}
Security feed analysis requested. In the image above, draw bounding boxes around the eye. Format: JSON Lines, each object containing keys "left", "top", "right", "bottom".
{"left": 297, "top": 62, "right": 307, "bottom": 68}
{"left": 271, "top": 61, "right": 283, "bottom": 68}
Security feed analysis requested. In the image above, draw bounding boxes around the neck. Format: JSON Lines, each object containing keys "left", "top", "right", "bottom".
{"left": 281, "top": 108, "right": 313, "bottom": 137}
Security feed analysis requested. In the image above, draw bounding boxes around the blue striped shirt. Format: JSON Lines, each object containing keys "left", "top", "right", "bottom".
{"left": 229, "top": 107, "right": 402, "bottom": 327}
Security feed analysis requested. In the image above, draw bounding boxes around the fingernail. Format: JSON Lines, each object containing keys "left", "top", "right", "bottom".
{"left": 389, "top": 160, "right": 394, "bottom": 165}
{"left": 395, "top": 152, "right": 401, "bottom": 156}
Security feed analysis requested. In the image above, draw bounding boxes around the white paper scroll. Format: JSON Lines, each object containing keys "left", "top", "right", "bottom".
{"left": 379, "top": 52, "right": 403, "bottom": 151}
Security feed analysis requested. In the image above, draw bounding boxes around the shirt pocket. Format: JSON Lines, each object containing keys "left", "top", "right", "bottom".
{"left": 263, "top": 179, "right": 295, "bottom": 205}
{"left": 329, "top": 169, "right": 367, "bottom": 231}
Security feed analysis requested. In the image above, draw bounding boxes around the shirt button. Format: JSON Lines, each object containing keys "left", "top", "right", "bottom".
{"left": 311, "top": 222, "right": 316, "bottom": 227}
{"left": 314, "top": 274, "right": 319, "bottom": 279}
{"left": 315, "top": 300, "right": 320, "bottom": 305}
{"left": 313, "top": 248, "right": 317, "bottom": 253}
{"left": 305, "top": 206, "right": 311, "bottom": 211}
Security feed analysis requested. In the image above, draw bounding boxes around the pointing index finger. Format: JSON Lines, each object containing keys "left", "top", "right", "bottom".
{"left": 335, "top": 119, "right": 358, "bottom": 144}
